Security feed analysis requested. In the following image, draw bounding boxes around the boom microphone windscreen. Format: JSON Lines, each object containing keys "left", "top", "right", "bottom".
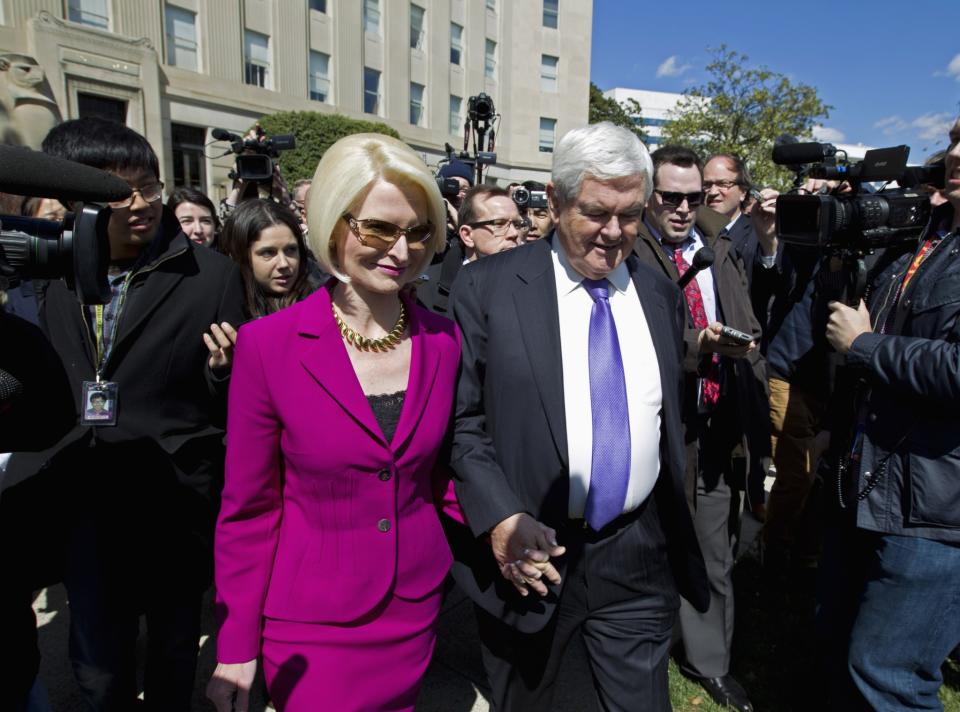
{"left": 772, "top": 142, "right": 837, "bottom": 167}
{"left": 0, "top": 145, "right": 133, "bottom": 203}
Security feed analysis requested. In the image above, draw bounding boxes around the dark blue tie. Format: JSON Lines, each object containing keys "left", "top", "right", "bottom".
{"left": 582, "top": 278, "right": 631, "bottom": 530}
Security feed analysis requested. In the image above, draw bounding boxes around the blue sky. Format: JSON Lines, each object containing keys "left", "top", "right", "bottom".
{"left": 590, "top": 1, "right": 960, "bottom": 162}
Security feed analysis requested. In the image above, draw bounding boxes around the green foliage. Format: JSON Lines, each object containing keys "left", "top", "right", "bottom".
{"left": 256, "top": 111, "right": 401, "bottom": 184}
{"left": 661, "top": 45, "right": 831, "bottom": 190}
{"left": 588, "top": 82, "right": 645, "bottom": 141}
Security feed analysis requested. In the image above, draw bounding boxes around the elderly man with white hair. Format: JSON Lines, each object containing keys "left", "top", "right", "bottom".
{"left": 446, "top": 122, "right": 708, "bottom": 711}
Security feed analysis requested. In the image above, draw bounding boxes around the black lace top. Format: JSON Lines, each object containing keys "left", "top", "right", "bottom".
{"left": 366, "top": 390, "right": 406, "bottom": 443}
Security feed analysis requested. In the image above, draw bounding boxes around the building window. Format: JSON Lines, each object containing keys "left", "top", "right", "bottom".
{"left": 486, "top": 0, "right": 496, "bottom": 11}
{"left": 450, "top": 23, "right": 463, "bottom": 65}
{"left": 363, "top": 0, "right": 380, "bottom": 34}
{"left": 67, "top": 0, "right": 109, "bottom": 29}
{"left": 165, "top": 5, "right": 198, "bottom": 71}
{"left": 309, "top": 51, "right": 330, "bottom": 102}
{"left": 540, "top": 54, "right": 558, "bottom": 92}
{"left": 543, "top": 0, "right": 559, "bottom": 28}
{"left": 449, "top": 95, "right": 462, "bottom": 135}
{"left": 308, "top": 0, "right": 326, "bottom": 12}
{"left": 410, "top": 82, "right": 425, "bottom": 126}
{"left": 363, "top": 67, "right": 381, "bottom": 115}
{"left": 410, "top": 4, "right": 425, "bottom": 51}
{"left": 171, "top": 123, "right": 206, "bottom": 190}
{"left": 77, "top": 93, "right": 126, "bottom": 123}
{"left": 485, "top": 39, "right": 496, "bottom": 80}
{"left": 539, "top": 117, "right": 556, "bottom": 153}
{"left": 244, "top": 30, "right": 270, "bottom": 88}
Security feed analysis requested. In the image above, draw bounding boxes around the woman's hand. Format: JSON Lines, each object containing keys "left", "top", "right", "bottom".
{"left": 207, "top": 659, "right": 258, "bottom": 712}
{"left": 205, "top": 322, "right": 238, "bottom": 372}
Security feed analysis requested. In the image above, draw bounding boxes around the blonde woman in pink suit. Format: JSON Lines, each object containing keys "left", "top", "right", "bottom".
{"left": 207, "top": 133, "right": 462, "bottom": 712}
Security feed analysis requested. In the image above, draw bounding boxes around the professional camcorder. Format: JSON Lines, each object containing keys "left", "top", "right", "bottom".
{"left": 212, "top": 125, "right": 296, "bottom": 184}
{"left": 0, "top": 145, "right": 131, "bottom": 305}
{"left": 772, "top": 140, "right": 935, "bottom": 250}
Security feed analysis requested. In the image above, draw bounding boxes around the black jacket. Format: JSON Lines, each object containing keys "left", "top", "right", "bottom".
{"left": 842, "top": 204, "right": 960, "bottom": 543}
{"left": 446, "top": 236, "right": 708, "bottom": 633}
{"left": 6, "top": 215, "right": 245, "bottom": 503}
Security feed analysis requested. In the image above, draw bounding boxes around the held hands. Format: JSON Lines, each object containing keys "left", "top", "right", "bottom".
{"left": 826, "top": 300, "right": 872, "bottom": 354}
{"left": 698, "top": 322, "right": 755, "bottom": 359}
{"left": 207, "top": 659, "right": 258, "bottom": 712}
{"left": 205, "top": 322, "right": 238, "bottom": 372}
{"left": 489, "top": 512, "right": 566, "bottom": 598}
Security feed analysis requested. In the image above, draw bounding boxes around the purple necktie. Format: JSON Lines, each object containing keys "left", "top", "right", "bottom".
{"left": 582, "top": 278, "right": 631, "bottom": 531}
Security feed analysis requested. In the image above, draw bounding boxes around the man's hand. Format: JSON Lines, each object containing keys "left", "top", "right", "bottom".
{"left": 207, "top": 659, "right": 257, "bottom": 712}
{"left": 698, "top": 322, "right": 755, "bottom": 359}
{"left": 750, "top": 188, "right": 779, "bottom": 257}
{"left": 827, "top": 300, "right": 872, "bottom": 354}
{"left": 205, "top": 322, "right": 238, "bottom": 372}
{"left": 490, "top": 512, "right": 566, "bottom": 597}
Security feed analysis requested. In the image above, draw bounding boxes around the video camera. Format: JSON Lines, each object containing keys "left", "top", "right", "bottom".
{"left": 772, "top": 140, "right": 935, "bottom": 251}
{"left": 512, "top": 185, "right": 548, "bottom": 212}
{"left": 0, "top": 145, "right": 130, "bottom": 305}
{"left": 212, "top": 125, "right": 296, "bottom": 185}
{"left": 440, "top": 92, "right": 499, "bottom": 187}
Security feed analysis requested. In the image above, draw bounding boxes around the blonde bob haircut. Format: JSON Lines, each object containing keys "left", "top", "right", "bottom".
{"left": 306, "top": 133, "right": 447, "bottom": 282}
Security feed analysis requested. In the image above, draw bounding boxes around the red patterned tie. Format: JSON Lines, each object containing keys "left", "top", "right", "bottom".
{"left": 673, "top": 246, "right": 720, "bottom": 407}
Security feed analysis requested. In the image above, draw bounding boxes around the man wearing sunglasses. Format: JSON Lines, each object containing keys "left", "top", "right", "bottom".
{"left": 634, "top": 145, "right": 769, "bottom": 712}
{"left": 418, "top": 185, "right": 523, "bottom": 314}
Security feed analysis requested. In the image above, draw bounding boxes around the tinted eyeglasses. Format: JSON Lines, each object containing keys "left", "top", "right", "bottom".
{"left": 108, "top": 182, "right": 164, "bottom": 210}
{"left": 653, "top": 189, "right": 704, "bottom": 209}
{"left": 342, "top": 214, "right": 434, "bottom": 251}
{"left": 468, "top": 217, "right": 528, "bottom": 235}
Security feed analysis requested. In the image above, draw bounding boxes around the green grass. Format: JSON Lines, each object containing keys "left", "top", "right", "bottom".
{"left": 666, "top": 554, "right": 960, "bottom": 711}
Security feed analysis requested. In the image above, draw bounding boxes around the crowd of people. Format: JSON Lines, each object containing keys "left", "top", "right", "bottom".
{"left": 0, "top": 112, "right": 957, "bottom": 712}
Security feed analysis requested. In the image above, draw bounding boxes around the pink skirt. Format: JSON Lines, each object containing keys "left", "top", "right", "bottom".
{"left": 260, "top": 585, "right": 443, "bottom": 712}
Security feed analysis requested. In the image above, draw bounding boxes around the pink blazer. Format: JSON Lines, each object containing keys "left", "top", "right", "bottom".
{"left": 214, "top": 287, "right": 461, "bottom": 663}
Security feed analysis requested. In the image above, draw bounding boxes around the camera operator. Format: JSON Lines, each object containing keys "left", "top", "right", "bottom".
{"left": 815, "top": 117, "right": 960, "bottom": 710}
{"left": 520, "top": 180, "right": 553, "bottom": 241}
{"left": 437, "top": 157, "right": 473, "bottom": 230}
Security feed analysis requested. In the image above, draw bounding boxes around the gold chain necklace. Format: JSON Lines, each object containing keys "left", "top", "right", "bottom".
{"left": 333, "top": 302, "right": 407, "bottom": 352}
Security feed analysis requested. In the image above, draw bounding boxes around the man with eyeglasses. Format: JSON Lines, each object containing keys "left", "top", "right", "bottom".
{"left": 634, "top": 145, "right": 769, "bottom": 712}
{"left": 1, "top": 117, "right": 244, "bottom": 710}
{"left": 418, "top": 185, "right": 523, "bottom": 314}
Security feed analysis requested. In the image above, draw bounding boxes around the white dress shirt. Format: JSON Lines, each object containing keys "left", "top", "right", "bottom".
{"left": 551, "top": 240, "right": 663, "bottom": 519}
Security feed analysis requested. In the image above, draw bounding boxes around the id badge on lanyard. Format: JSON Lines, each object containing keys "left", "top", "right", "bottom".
{"left": 81, "top": 274, "right": 132, "bottom": 427}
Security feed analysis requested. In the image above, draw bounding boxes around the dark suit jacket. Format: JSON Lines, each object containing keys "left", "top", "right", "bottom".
{"left": 447, "top": 235, "right": 708, "bottom": 633}
{"left": 634, "top": 208, "right": 770, "bottom": 501}
{"left": 417, "top": 238, "right": 464, "bottom": 316}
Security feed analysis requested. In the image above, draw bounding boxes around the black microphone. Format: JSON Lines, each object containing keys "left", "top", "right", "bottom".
{"left": 0, "top": 145, "right": 132, "bottom": 203}
{"left": 677, "top": 246, "right": 715, "bottom": 290}
{"left": 772, "top": 141, "right": 837, "bottom": 167}
{"left": 212, "top": 128, "right": 241, "bottom": 142}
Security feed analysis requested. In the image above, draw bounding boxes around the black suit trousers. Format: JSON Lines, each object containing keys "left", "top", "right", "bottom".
{"left": 477, "top": 508, "right": 679, "bottom": 712}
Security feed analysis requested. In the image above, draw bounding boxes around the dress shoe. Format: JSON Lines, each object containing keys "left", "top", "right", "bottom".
{"left": 682, "top": 670, "right": 753, "bottom": 712}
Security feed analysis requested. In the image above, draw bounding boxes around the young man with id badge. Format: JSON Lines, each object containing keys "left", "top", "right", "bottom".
{"left": 9, "top": 118, "right": 245, "bottom": 711}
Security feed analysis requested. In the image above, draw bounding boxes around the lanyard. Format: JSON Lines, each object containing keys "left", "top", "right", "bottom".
{"left": 94, "top": 272, "right": 135, "bottom": 382}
